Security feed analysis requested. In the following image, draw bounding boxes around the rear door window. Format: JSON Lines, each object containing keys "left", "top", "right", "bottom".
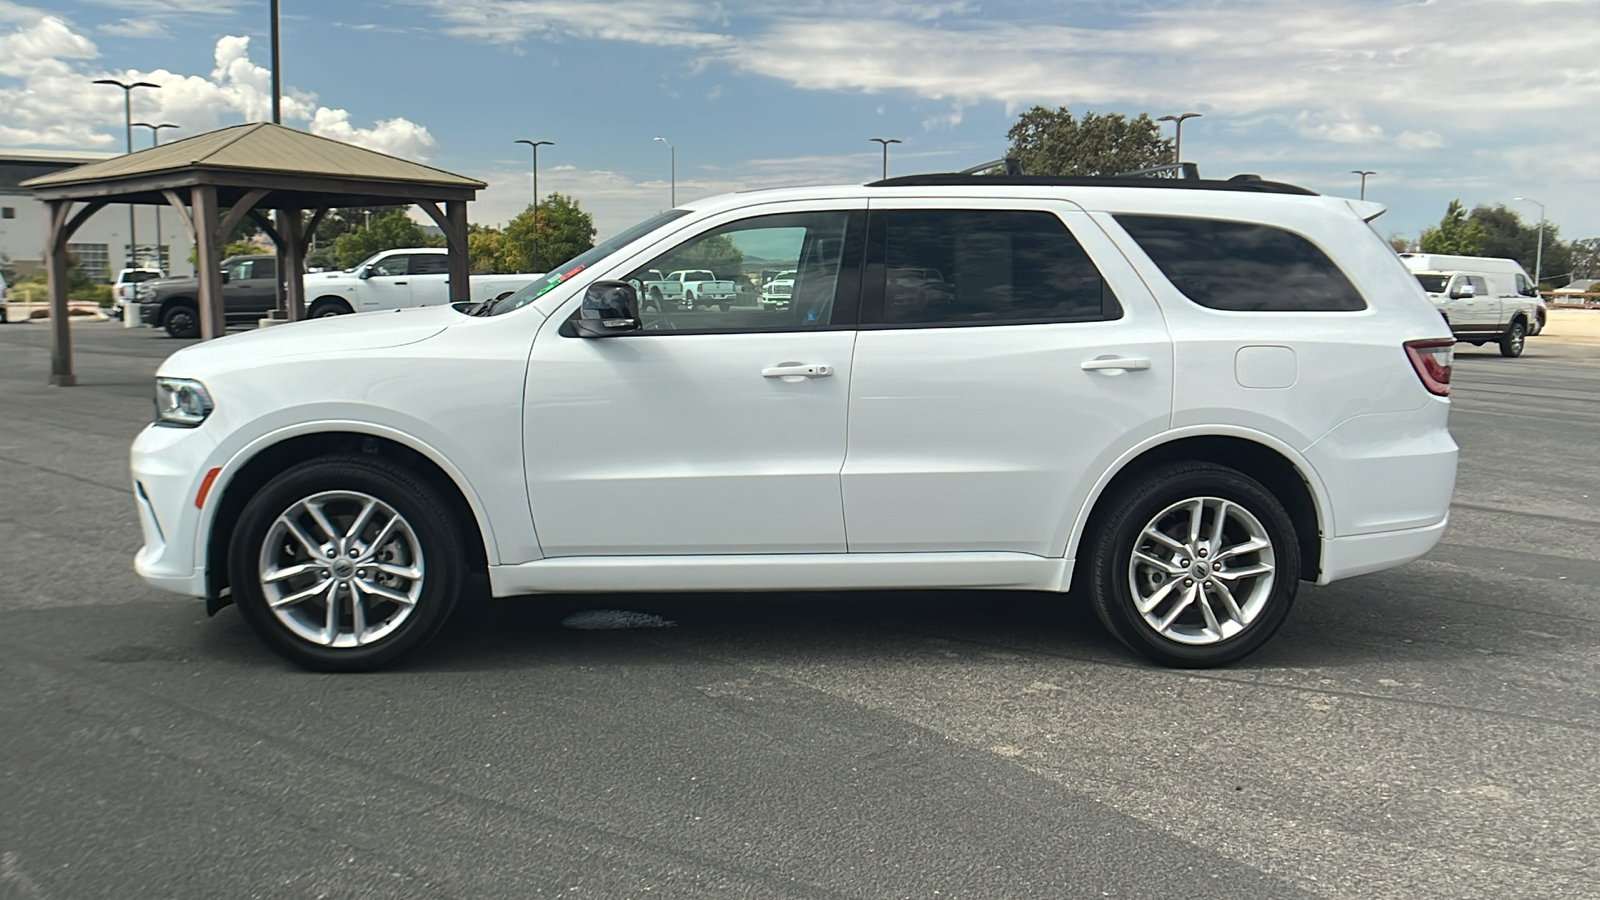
{"left": 410, "top": 255, "right": 451, "bottom": 275}
{"left": 861, "top": 209, "right": 1121, "bottom": 327}
{"left": 1115, "top": 215, "right": 1367, "bottom": 311}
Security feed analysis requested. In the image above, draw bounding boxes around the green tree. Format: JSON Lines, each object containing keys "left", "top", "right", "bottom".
{"left": 1568, "top": 237, "right": 1600, "bottom": 280}
{"left": 1419, "top": 200, "right": 1486, "bottom": 256}
{"left": 1005, "top": 106, "right": 1174, "bottom": 177}
{"left": 332, "top": 208, "right": 443, "bottom": 269}
{"left": 467, "top": 223, "right": 518, "bottom": 274}
{"left": 1468, "top": 204, "right": 1572, "bottom": 286}
{"left": 502, "top": 193, "right": 597, "bottom": 272}
{"left": 660, "top": 233, "right": 743, "bottom": 276}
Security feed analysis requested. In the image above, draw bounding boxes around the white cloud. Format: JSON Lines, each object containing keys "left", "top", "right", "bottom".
{"left": 97, "top": 18, "right": 170, "bottom": 38}
{"left": 0, "top": 16, "right": 439, "bottom": 160}
{"left": 416, "top": 0, "right": 728, "bottom": 48}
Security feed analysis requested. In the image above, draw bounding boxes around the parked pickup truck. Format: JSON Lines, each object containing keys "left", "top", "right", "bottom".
{"left": 305, "top": 248, "right": 541, "bottom": 317}
{"left": 137, "top": 254, "right": 279, "bottom": 338}
{"left": 653, "top": 269, "right": 737, "bottom": 311}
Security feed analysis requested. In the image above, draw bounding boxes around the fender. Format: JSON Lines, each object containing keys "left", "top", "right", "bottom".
{"left": 192, "top": 419, "right": 509, "bottom": 577}
{"left": 1062, "top": 424, "right": 1336, "bottom": 567}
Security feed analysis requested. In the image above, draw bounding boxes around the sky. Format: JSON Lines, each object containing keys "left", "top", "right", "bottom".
{"left": 4, "top": 0, "right": 1598, "bottom": 251}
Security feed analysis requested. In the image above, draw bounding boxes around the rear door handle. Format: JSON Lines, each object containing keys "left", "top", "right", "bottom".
{"left": 762, "top": 364, "right": 833, "bottom": 378}
{"left": 395, "top": 281, "right": 408, "bottom": 285}
{"left": 1081, "top": 357, "right": 1151, "bottom": 371}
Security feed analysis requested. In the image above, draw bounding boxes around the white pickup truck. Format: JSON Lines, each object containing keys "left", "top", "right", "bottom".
{"left": 654, "top": 269, "right": 737, "bottom": 311}
{"left": 1399, "top": 254, "right": 1539, "bottom": 358}
{"left": 305, "top": 248, "right": 541, "bottom": 317}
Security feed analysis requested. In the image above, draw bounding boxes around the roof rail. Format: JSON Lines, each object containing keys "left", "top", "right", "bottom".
{"left": 958, "top": 157, "right": 1023, "bottom": 176}
{"left": 866, "top": 172, "right": 1316, "bottom": 195}
{"left": 1115, "top": 162, "right": 1201, "bottom": 179}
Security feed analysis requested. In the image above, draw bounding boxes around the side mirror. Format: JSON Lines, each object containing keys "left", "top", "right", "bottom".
{"left": 573, "top": 281, "right": 641, "bottom": 338}
{"left": 220, "top": 271, "right": 230, "bottom": 284}
{"left": 1453, "top": 282, "right": 1476, "bottom": 299}
{"left": 358, "top": 266, "right": 372, "bottom": 280}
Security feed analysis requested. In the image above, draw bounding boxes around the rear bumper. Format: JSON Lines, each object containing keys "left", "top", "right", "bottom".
{"left": 1317, "top": 516, "right": 1448, "bottom": 584}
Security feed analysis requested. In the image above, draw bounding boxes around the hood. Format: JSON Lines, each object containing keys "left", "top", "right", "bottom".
{"left": 158, "top": 305, "right": 457, "bottom": 378}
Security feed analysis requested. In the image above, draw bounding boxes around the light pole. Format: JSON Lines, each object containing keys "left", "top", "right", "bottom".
{"left": 1351, "top": 170, "right": 1376, "bottom": 201}
{"left": 653, "top": 136, "right": 675, "bottom": 207}
{"left": 869, "top": 137, "right": 902, "bottom": 180}
{"left": 515, "top": 139, "right": 554, "bottom": 265}
{"left": 93, "top": 78, "right": 159, "bottom": 269}
{"left": 1515, "top": 196, "right": 1545, "bottom": 286}
{"left": 134, "top": 122, "right": 179, "bottom": 270}
{"left": 1157, "top": 113, "right": 1201, "bottom": 165}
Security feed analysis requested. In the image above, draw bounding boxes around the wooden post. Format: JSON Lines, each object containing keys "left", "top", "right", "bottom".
{"left": 46, "top": 200, "right": 75, "bottom": 386}
{"left": 192, "top": 185, "right": 224, "bottom": 340}
{"left": 279, "top": 209, "right": 305, "bottom": 321}
{"left": 445, "top": 200, "right": 470, "bottom": 304}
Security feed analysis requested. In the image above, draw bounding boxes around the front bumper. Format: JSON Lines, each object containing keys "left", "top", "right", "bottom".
{"left": 130, "top": 421, "right": 221, "bottom": 597}
{"left": 138, "top": 302, "right": 160, "bottom": 326}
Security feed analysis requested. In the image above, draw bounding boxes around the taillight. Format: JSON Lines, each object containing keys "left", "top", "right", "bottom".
{"left": 1405, "top": 339, "right": 1454, "bottom": 397}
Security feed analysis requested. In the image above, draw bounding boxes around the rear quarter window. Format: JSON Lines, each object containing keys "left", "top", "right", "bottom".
{"left": 1115, "top": 215, "right": 1367, "bottom": 312}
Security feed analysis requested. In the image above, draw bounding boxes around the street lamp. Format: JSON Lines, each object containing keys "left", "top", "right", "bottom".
{"left": 93, "top": 78, "right": 159, "bottom": 268}
{"left": 1514, "top": 196, "right": 1545, "bottom": 287}
{"left": 515, "top": 139, "right": 554, "bottom": 266}
{"left": 869, "top": 137, "right": 902, "bottom": 180}
{"left": 1351, "top": 170, "right": 1376, "bottom": 201}
{"left": 1156, "top": 113, "right": 1201, "bottom": 165}
{"left": 134, "top": 123, "right": 179, "bottom": 271}
{"left": 653, "top": 136, "right": 675, "bottom": 207}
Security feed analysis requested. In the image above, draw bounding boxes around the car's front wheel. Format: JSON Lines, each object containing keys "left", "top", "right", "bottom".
{"left": 308, "top": 298, "right": 353, "bottom": 318}
{"left": 1087, "top": 462, "right": 1299, "bottom": 668}
{"left": 228, "top": 455, "right": 466, "bottom": 671}
{"left": 162, "top": 303, "right": 199, "bottom": 338}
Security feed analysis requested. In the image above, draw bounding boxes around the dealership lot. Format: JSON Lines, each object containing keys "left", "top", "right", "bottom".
{"left": 2, "top": 319, "right": 1597, "bottom": 898}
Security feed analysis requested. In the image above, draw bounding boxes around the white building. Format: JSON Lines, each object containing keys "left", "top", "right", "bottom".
{"left": 0, "top": 148, "right": 196, "bottom": 280}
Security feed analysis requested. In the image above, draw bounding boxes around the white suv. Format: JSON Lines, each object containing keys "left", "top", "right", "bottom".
{"left": 131, "top": 173, "right": 1459, "bottom": 671}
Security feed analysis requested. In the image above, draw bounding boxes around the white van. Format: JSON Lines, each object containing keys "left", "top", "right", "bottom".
{"left": 1399, "top": 253, "right": 1546, "bottom": 335}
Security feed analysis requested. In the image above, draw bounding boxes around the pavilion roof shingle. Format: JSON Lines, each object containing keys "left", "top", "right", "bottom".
{"left": 21, "top": 122, "right": 484, "bottom": 191}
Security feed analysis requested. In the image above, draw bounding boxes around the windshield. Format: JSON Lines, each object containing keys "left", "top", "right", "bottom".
{"left": 483, "top": 209, "right": 691, "bottom": 316}
{"left": 1414, "top": 274, "right": 1449, "bottom": 293}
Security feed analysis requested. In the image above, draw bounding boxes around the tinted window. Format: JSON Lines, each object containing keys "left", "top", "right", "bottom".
{"left": 870, "top": 209, "right": 1120, "bottom": 326}
{"left": 370, "top": 255, "right": 409, "bottom": 278}
{"left": 252, "top": 258, "right": 276, "bottom": 280}
{"left": 1415, "top": 274, "right": 1448, "bottom": 293}
{"left": 622, "top": 210, "right": 860, "bottom": 333}
{"left": 410, "top": 254, "right": 451, "bottom": 275}
{"left": 1116, "top": 215, "right": 1366, "bottom": 312}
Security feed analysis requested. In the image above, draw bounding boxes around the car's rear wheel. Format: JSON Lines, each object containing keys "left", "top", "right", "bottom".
{"left": 228, "top": 455, "right": 466, "bottom": 671}
{"left": 162, "top": 303, "right": 199, "bottom": 338}
{"left": 1499, "top": 320, "right": 1526, "bottom": 358}
{"left": 1087, "top": 462, "right": 1299, "bottom": 668}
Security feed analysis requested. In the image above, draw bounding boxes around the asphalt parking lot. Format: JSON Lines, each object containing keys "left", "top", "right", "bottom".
{"left": 2, "top": 317, "right": 1598, "bottom": 899}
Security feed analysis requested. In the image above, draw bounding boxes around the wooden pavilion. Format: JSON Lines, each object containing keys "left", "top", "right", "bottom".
{"left": 23, "top": 122, "right": 486, "bottom": 385}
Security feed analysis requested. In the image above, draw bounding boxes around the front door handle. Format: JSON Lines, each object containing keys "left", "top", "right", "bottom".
{"left": 762, "top": 364, "right": 833, "bottom": 378}
{"left": 394, "top": 281, "right": 408, "bottom": 285}
{"left": 1081, "top": 357, "right": 1151, "bottom": 372}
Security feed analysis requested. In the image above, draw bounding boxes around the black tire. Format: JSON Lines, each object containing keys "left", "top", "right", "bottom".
{"left": 308, "top": 298, "right": 353, "bottom": 318}
{"left": 228, "top": 454, "right": 467, "bottom": 671}
{"left": 162, "top": 302, "right": 200, "bottom": 338}
{"left": 1087, "top": 462, "right": 1300, "bottom": 668}
{"left": 1499, "top": 320, "right": 1526, "bottom": 358}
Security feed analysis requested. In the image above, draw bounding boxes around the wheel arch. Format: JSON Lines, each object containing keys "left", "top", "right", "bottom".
{"left": 308, "top": 295, "right": 353, "bottom": 313}
{"left": 203, "top": 426, "right": 496, "bottom": 601}
{"left": 1067, "top": 431, "right": 1329, "bottom": 586}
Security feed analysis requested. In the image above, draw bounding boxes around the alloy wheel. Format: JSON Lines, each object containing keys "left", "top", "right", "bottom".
{"left": 257, "top": 490, "right": 425, "bottom": 648}
{"left": 1127, "top": 496, "right": 1276, "bottom": 645}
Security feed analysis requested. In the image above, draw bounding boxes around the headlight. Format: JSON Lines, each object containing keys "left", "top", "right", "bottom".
{"left": 135, "top": 283, "right": 154, "bottom": 300}
{"left": 154, "top": 377, "right": 214, "bottom": 427}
